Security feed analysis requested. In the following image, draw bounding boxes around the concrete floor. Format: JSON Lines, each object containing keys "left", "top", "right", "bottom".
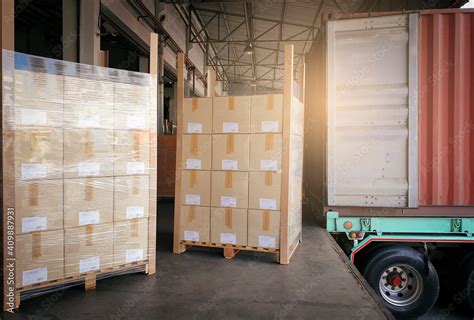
{"left": 2, "top": 201, "right": 393, "bottom": 320}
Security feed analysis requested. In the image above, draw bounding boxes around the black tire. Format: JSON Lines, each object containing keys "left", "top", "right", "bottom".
{"left": 459, "top": 255, "right": 474, "bottom": 312}
{"left": 468, "top": 270, "right": 474, "bottom": 312}
{"left": 363, "top": 245, "right": 440, "bottom": 319}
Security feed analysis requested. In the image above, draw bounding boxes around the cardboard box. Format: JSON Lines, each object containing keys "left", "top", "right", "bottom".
{"left": 114, "top": 218, "right": 149, "bottom": 266}
{"left": 15, "top": 180, "right": 63, "bottom": 234}
{"left": 182, "top": 134, "right": 212, "bottom": 170}
{"left": 248, "top": 172, "right": 281, "bottom": 211}
{"left": 114, "top": 82, "right": 151, "bottom": 131}
{"left": 64, "top": 223, "right": 114, "bottom": 277}
{"left": 213, "top": 96, "right": 250, "bottom": 133}
{"left": 63, "top": 129, "right": 114, "bottom": 178}
{"left": 211, "top": 171, "right": 248, "bottom": 209}
{"left": 181, "top": 170, "right": 211, "bottom": 206}
{"left": 16, "top": 230, "right": 65, "bottom": 288}
{"left": 180, "top": 206, "right": 210, "bottom": 242}
{"left": 248, "top": 210, "right": 280, "bottom": 249}
{"left": 212, "top": 134, "right": 249, "bottom": 171}
{"left": 210, "top": 207, "right": 247, "bottom": 246}
{"left": 64, "top": 178, "right": 114, "bottom": 228}
{"left": 114, "top": 130, "right": 150, "bottom": 176}
{"left": 249, "top": 134, "right": 282, "bottom": 172}
{"left": 250, "top": 94, "right": 283, "bottom": 133}
{"left": 15, "top": 128, "right": 63, "bottom": 181}
{"left": 114, "top": 175, "right": 150, "bottom": 221}
{"left": 63, "top": 77, "right": 114, "bottom": 129}
{"left": 183, "top": 97, "right": 212, "bottom": 134}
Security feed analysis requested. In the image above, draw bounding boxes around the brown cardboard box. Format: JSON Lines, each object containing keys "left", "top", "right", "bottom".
{"left": 180, "top": 206, "right": 210, "bottom": 242}
{"left": 64, "top": 223, "right": 114, "bottom": 276}
{"left": 15, "top": 180, "right": 63, "bottom": 234}
{"left": 183, "top": 97, "right": 212, "bottom": 134}
{"left": 114, "top": 82, "right": 151, "bottom": 131}
{"left": 250, "top": 94, "right": 283, "bottom": 133}
{"left": 63, "top": 129, "right": 114, "bottom": 178}
{"left": 114, "top": 175, "right": 150, "bottom": 221}
{"left": 249, "top": 134, "right": 282, "bottom": 172}
{"left": 64, "top": 178, "right": 114, "bottom": 228}
{"left": 213, "top": 96, "right": 250, "bottom": 133}
{"left": 180, "top": 170, "right": 211, "bottom": 206}
{"left": 212, "top": 134, "right": 249, "bottom": 171}
{"left": 114, "top": 218, "right": 149, "bottom": 266}
{"left": 211, "top": 171, "right": 248, "bottom": 209}
{"left": 210, "top": 207, "right": 247, "bottom": 245}
{"left": 248, "top": 172, "right": 281, "bottom": 211}
{"left": 248, "top": 210, "right": 280, "bottom": 249}
{"left": 15, "top": 128, "right": 63, "bottom": 181}
{"left": 182, "top": 134, "right": 212, "bottom": 170}
{"left": 114, "top": 130, "right": 150, "bottom": 176}
{"left": 16, "top": 230, "right": 64, "bottom": 288}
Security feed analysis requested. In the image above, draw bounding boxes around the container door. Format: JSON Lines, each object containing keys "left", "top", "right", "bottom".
{"left": 326, "top": 14, "right": 419, "bottom": 208}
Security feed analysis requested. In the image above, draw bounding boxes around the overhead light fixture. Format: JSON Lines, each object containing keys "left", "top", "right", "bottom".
{"left": 243, "top": 43, "right": 253, "bottom": 55}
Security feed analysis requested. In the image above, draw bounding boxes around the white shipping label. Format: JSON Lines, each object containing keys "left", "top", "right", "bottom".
{"left": 222, "top": 160, "right": 238, "bottom": 170}
{"left": 258, "top": 236, "right": 276, "bottom": 248}
{"left": 185, "top": 195, "right": 201, "bottom": 205}
{"left": 126, "top": 248, "right": 144, "bottom": 263}
{"left": 21, "top": 163, "right": 47, "bottom": 180}
{"left": 184, "top": 230, "right": 200, "bottom": 242}
{"left": 260, "top": 160, "right": 278, "bottom": 171}
{"left": 126, "top": 206, "right": 145, "bottom": 219}
{"left": 79, "top": 256, "right": 100, "bottom": 273}
{"left": 220, "top": 233, "right": 237, "bottom": 245}
{"left": 223, "top": 122, "right": 239, "bottom": 133}
{"left": 259, "top": 198, "right": 277, "bottom": 210}
{"left": 186, "top": 159, "right": 202, "bottom": 169}
{"left": 21, "top": 108, "right": 47, "bottom": 126}
{"left": 261, "top": 121, "right": 279, "bottom": 132}
{"left": 23, "top": 268, "right": 48, "bottom": 286}
{"left": 22, "top": 217, "right": 47, "bottom": 233}
{"left": 127, "top": 162, "right": 145, "bottom": 174}
{"left": 78, "top": 162, "right": 100, "bottom": 176}
{"left": 79, "top": 113, "right": 100, "bottom": 127}
{"left": 221, "top": 196, "right": 237, "bottom": 208}
{"left": 187, "top": 123, "right": 202, "bottom": 133}
{"left": 127, "top": 115, "right": 146, "bottom": 129}
{"left": 79, "top": 210, "right": 100, "bottom": 226}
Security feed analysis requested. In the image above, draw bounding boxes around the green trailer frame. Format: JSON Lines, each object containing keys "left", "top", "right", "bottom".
{"left": 326, "top": 211, "right": 474, "bottom": 263}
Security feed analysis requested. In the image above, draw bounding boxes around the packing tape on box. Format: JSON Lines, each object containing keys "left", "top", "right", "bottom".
{"left": 132, "top": 176, "right": 141, "bottom": 195}
{"left": 267, "top": 95, "right": 274, "bottom": 111}
{"left": 190, "top": 135, "right": 198, "bottom": 155}
{"left": 228, "top": 96, "right": 235, "bottom": 110}
{"left": 187, "top": 206, "right": 196, "bottom": 223}
{"left": 84, "top": 177, "right": 94, "bottom": 201}
{"left": 225, "top": 171, "right": 233, "bottom": 188}
{"left": 265, "top": 134, "right": 273, "bottom": 151}
{"left": 84, "top": 129, "right": 94, "bottom": 159}
{"left": 192, "top": 98, "right": 198, "bottom": 112}
{"left": 130, "top": 218, "right": 140, "bottom": 238}
{"left": 133, "top": 132, "right": 142, "bottom": 161}
{"left": 226, "top": 134, "right": 234, "bottom": 154}
{"left": 225, "top": 208, "right": 233, "bottom": 229}
{"left": 265, "top": 172, "right": 273, "bottom": 186}
{"left": 85, "top": 224, "right": 94, "bottom": 246}
{"left": 190, "top": 170, "right": 198, "bottom": 187}
{"left": 263, "top": 210, "right": 271, "bottom": 232}
{"left": 29, "top": 182, "right": 39, "bottom": 207}
{"left": 32, "top": 232, "right": 42, "bottom": 259}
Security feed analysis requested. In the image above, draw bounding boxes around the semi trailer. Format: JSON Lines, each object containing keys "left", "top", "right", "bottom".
{"left": 305, "top": 9, "right": 474, "bottom": 318}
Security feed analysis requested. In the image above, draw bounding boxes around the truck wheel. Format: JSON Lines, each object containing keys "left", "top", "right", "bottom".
{"left": 468, "top": 270, "right": 474, "bottom": 312}
{"left": 363, "top": 246, "right": 439, "bottom": 318}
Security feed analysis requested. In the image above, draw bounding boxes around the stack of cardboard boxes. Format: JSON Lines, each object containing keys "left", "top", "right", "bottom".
{"left": 179, "top": 94, "right": 283, "bottom": 249}
{"left": 13, "top": 64, "right": 154, "bottom": 288}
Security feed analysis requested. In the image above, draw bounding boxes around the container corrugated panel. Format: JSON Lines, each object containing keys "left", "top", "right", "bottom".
{"left": 419, "top": 10, "right": 474, "bottom": 206}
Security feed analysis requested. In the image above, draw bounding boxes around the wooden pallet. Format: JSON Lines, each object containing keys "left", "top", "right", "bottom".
{"left": 180, "top": 240, "right": 280, "bottom": 261}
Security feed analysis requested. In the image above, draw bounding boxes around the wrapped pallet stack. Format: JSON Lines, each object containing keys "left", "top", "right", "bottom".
{"left": 173, "top": 45, "right": 304, "bottom": 264}
{"left": 2, "top": 46, "right": 157, "bottom": 310}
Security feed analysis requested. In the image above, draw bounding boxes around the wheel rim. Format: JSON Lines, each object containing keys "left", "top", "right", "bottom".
{"left": 378, "top": 264, "right": 423, "bottom": 307}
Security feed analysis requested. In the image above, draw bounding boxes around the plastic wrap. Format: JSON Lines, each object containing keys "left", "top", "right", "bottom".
{"left": 2, "top": 50, "right": 157, "bottom": 296}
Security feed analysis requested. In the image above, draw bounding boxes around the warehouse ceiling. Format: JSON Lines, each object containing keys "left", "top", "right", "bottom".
{"left": 185, "top": 0, "right": 465, "bottom": 92}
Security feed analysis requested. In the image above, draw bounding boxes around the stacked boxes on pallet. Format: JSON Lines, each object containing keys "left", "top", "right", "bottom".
{"left": 179, "top": 94, "right": 283, "bottom": 249}
{"left": 8, "top": 52, "right": 156, "bottom": 290}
